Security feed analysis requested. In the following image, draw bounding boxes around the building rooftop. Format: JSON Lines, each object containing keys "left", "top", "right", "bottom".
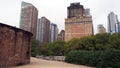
{"left": 0, "top": 23, "right": 33, "bottom": 36}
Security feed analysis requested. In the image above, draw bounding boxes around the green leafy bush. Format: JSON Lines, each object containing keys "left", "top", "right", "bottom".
{"left": 65, "top": 50, "right": 120, "bottom": 68}
{"left": 98, "top": 50, "right": 120, "bottom": 68}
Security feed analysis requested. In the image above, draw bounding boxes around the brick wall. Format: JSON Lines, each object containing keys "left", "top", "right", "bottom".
{"left": 65, "top": 16, "right": 93, "bottom": 41}
{"left": 0, "top": 23, "right": 32, "bottom": 67}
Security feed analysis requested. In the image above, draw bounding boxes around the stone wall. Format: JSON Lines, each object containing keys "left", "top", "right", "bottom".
{"left": 36, "top": 55, "right": 65, "bottom": 61}
{"left": 0, "top": 23, "right": 32, "bottom": 67}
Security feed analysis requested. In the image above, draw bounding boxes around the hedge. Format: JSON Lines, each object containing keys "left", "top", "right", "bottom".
{"left": 65, "top": 50, "right": 120, "bottom": 68}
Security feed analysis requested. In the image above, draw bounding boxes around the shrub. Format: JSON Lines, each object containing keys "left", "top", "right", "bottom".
{"left": 98, "top": 50, "right": 120, "bottom": 68}
{"left": 65, "top": 50, "right": 98, "bottom": 65}
{"left": 65, "top": 50, "right": 120, "bottom": 68}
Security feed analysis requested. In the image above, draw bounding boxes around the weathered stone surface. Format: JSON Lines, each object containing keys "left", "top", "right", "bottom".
{"left": 36, "top": 55, "right": 65, "bottom": 61}
{"left": 0, "top": 23, "right": 32, "bottom": 67}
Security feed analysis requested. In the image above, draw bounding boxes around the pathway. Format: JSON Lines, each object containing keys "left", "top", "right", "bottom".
{"left": 12, "top": 57, "right": 93, "bottom": 68}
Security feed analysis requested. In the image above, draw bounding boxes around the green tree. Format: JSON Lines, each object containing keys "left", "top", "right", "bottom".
{"left": 39, "top": 40, "right": 66, "bottom": 56}
{"left": 31, "top": 39, "right": 39, "bottom": 57}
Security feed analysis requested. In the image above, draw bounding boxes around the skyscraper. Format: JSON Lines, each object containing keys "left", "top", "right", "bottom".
{"left": 65, "top": 2, "right": 93, "bottom": 41}
{"left": 36, "top": 17, "right": 50, "bottom": 46}
{"left": 20, "top": 1, "right": 38, "bottom": 38}
{"left": 97, "top": 24, "right": 106, "bottom": 34}
{"left": 108, "top": 12, "right": 119, "bottom": 34}
{"left": 50, "top": 23, "right": 58, "bottom": 42}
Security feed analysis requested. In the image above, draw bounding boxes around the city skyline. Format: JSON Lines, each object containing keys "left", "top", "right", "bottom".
{"left": 0, "top": 0, "right": 120, "bottom": 34}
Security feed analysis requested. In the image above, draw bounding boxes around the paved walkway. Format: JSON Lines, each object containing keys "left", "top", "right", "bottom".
{"left": 12, "top": 57, "right": 93, "bottom": 68}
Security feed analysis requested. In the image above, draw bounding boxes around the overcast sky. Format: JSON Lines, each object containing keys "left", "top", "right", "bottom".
{"left": 0, "top": 0, "right": 120, "bottom": 34}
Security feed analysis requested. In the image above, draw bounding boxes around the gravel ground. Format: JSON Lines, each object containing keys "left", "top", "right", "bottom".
{"left": 11, "top": 57, "right": 94, "bottom": 68}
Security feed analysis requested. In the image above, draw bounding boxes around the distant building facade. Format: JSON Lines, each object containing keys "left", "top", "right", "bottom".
{"left": 57, "top": 30, "right": 65, "bottom": 41}
{"left": 67, "top": 2, "right": 84, "bottom": 18}
{"left": 97, "top": 24, "right": 106, "bottom": 34}
{"left": 85, "top": 8, "right": 90, "bottom": 16}
{"left": 65, "top": 2, "right": 93, "bottom": 41}
{"left": 108, "top": 12, "right": 119, "bottom": 34}
{"left": 50, "top": 23, "right": 58, "bottom": 42}
{"left": 36, "top": 17, "right": 50, "bottom": 46}
{"left": 20, "top": 1, "right": 38, "bottom": 38}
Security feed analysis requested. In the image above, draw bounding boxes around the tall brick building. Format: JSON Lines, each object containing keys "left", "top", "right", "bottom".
{"left": 20, "top": 1, "right": 38, "bottom": 38}
{"left": 36, "top": 17, "right": 50, "bottom": 46}
{"left": 65, "top": 2, "right": 93, "bottom": 41}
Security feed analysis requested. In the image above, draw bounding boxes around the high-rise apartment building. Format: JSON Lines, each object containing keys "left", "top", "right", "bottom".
{"left": 65, "top": 2, "right": 93, "bottom": 41}
{"left": 20, "top": 1, "right": 38, "bottom": 38}
{"left": 97, "top": 24, "right": 106, "bottom": 34}
{"left": 108, "top": 12, "right": 119, "bottom": 34}
{"left": 50, "top": 23, "right": 58, "bottom": 42}
{"left": 36, "top": 17, "right": 50, "bottom": 46}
